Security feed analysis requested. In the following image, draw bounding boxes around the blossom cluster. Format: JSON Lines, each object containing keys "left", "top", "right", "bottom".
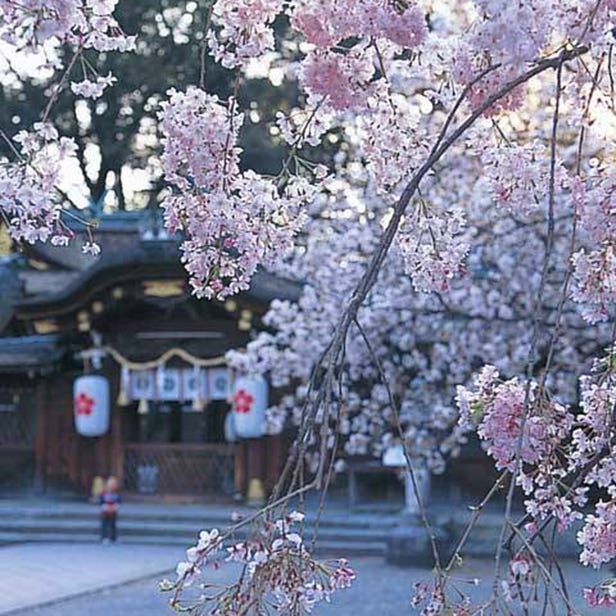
{"left": 578, "top": 501, "right": 616, "bottom": 569}
{"left": 299, "top": 48, "right": 379, "bottom": 112}
{"left": 0, "top": 0, "right": 133, "bottom": 245}
{"left": 159, "top": 86, "right": 308, "bottom": 299}
{"left": 290, "top": 0, "right": 426, "bottom": 50}
{"left": 207, "top": 0, "right": 283, "bottom": 69}
{"left": 167, "top": 511, "right": 355, "bottom": 615}
{"left": 456, "top": 366, "right": 573, "bottom": 472}
{"left": 0, "top": 0, "right": 136, "bottom": 53}
{"left": 0, "top": 123, "right": 77, "bottom": 245}
{"left": 457, "top": 354, "right": 616, "bottom": 581}
{"left": 583, "top": 578, "right": 616, "bottom": 608}
{"left": 481, "top": 141, "right": 570, "bottom": 217}
{"left": 70, "top": 72, "right": 117, "bottom": 100}
{"left": 453, "top": 0, "right": 616, "bottom": 115}
{"left": 571, "top": 169, "right": 616, "bottom": 323}
{"left": 352, "top": 93, "right": 425, "bottom": 197}
{"left": 397, "top": 205, "right": 469, "bottom": 293}
{"left": 452, "top": 2, "right": 549, "bottom": 115}
{"left": 159, "top": 87, "right": 243, "bottom": 193}
{"left": 294, "top": 1, "right": 426, "bottom": 112}
{"left": 209, "top": 0, "right": 428, "bottom": 117}
{"left": 571, "top": 245, "right": 616, "bottom": 324}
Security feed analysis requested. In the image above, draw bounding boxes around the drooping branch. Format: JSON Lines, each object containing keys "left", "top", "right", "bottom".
{"left": 289, "top": 45, "right": 589, "bottom": 462}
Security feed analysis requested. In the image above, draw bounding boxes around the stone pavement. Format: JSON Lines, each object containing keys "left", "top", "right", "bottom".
{"left": 0, "top": 544, "right": 614, "bottom": 616}
{"left": 0, "top": 543, "right": 184, "bottom": 615}
{"left": 1, "top": 546, "right": 614, "bottom": 616}
{"left": 0, "top": 499, "right": 612, "bottom": 614}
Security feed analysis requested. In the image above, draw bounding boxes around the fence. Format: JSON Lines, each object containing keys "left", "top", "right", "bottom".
{"left": 123, "top": 442, "right": 236, "bottom": 496}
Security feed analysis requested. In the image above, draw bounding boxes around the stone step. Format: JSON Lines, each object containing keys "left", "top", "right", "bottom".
{"left": 0, "top": 517, "right": 388, "bottom": 543}
{"left": 441, "top": 511, "right": 584, "bottom": 559}
{"left": 3, "top": 500, "right": 582, "bottom": 559}
{"left": 0, "top": 532, "right": 385, "bottom": 556}
{"left": 0, "top": 504, "right": 396, "bottom": 530}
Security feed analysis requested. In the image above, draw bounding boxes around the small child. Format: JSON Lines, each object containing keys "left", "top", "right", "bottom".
{"left": 99, "top": 476, "right": 121, "bottom": 543}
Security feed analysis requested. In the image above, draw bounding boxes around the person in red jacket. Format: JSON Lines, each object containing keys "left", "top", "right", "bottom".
{"left": 99, "top": 476, "right": 121, "bottom": 543}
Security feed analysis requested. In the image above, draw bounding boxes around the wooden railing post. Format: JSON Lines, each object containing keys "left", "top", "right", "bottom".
{"left": 33, "top": 378, "right": 48, "bottom": 494}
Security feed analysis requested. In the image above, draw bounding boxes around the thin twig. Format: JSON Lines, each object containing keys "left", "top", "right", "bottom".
{"left": 42, "top": 46, "right": 82, "bottom": 123}
{"left": 538, "top": 55, "right": 604, "bottom": 395}
{"left": 443, "top": 471, "right": 508, "bottom": 576}
{"left": 353, "top": 316, "right": 443, "bottom": 572}
{"left": 493, "top": 61, "right": 564, "bottom": 598}
{"left": 199, "top": 1, "right": 215, "bottom": 90}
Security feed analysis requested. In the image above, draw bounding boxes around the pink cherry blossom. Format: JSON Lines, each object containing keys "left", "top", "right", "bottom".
{"left": 299, "top": 49, "right": 377, "bottom": 111}
{"left": 170, "top": 511, "right": 354, "bottom": 615}
{"left": 70, "top": 72, "right": 117, "bottom": 99}
{"left": 0, "top": 124, "right": 78, "bottom": 245}
{"left": 0, "top": 0, "right": 135, "bottom": 52}
{"left": 207, "top": 0, "right": 283, "bottom": 69}
{"left": 290, "top": 0, "right": 426, "bottom": 50}
{"left": 159, "top": 87, "right": 309, "bottom": 299}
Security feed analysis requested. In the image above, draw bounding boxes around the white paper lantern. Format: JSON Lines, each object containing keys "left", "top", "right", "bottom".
{"left": 184, "top": 366, "right": 201, "bottom": 401}
{"left": 210, "top": 367, "right": 231, "bottom": 400}
{"left": 232, "top": 375, "right": 268, "bottom": 438}
{"left": 158, "top": 367, "right": 181, "bottom": 400}
{"left": 131, "top": 369, "right": 154, "bottom": 400}
{"left": 73, "top": 375, "right": 110, "bottom": 437}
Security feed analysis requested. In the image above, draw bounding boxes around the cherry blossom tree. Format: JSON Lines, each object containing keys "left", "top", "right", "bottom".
{"left": 2, "top": 0, "right": 616, "bottom": 613}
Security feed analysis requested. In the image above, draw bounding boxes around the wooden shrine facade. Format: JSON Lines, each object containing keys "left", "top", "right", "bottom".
{"left": 0, "top": 218, "right": 297, "bottom": 499}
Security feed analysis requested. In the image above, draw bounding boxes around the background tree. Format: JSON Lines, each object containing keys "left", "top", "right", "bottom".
{"left": 0, "top": 0, "right": 294, "bottom": 213}
{"left": 1, "top": 0, "right": 616, "bottom": 613}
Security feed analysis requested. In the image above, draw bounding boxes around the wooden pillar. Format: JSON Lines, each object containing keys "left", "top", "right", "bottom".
{"left": 68, "top": 431, "right": 80, "bottom": 488}
{"left": 245, "top": 438, "right": 266, "bottom": 503}
{"left": 234, "top": 441, "right": 247, "bottom": 498}
{"left": 95, "top": 433, "right": 107, "bottom": 477}
{"left": 33, "top": 379, "right": 48, "bottom": 494}
{"left": 247, "top": 439, "right": 265, "bottom": 482}
{"left": 110, "top": 403, "right": 123, "bottom": 484}
{"left": 108, "top": 364, "right": 124, "bottom": 484}
{"left": 79, "top": 437, "right": 94, "bottom": 492}
{"left": 264, "top": 434, "right": 283, "bottom": 494}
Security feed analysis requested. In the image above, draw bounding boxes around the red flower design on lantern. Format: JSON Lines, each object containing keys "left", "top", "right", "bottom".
{"left": 74, "top": 392, "right": 95, "bottom": 416}
{"left": 233, "top": 389, "right": 254, "bottom": 414}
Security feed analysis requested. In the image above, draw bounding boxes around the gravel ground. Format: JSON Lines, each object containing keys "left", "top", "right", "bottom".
{"left": 14, "top": 557, "right": 614, "bottom": 616}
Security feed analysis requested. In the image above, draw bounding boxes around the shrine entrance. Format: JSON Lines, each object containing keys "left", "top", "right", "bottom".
{"left": 117, "top": 359, "right": 238, "bottom": 498}
{"left": 5, "top": 225, "right": 295, "bottom": 499}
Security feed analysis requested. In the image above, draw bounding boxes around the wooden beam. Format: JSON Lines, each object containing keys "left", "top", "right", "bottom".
{"left": 33, "top": 319, "right": 60, "bottom": 334}
{"left": 142, "top": 280, "right": 184, "bottom": 297}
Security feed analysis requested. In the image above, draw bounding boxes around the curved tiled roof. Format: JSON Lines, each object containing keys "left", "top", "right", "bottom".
{"left": 0, "top": 334, "right": 63, "bottom": 372}
{"left": 15, "top": 245, "right": 301, "bottom": 319}
{"left": 0, "top": 256, "right": 24, "bottom": 333}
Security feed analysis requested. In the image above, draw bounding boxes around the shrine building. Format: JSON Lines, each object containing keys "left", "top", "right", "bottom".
{"left": 0, "top": 212, "right": 297, "bottom": 500}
